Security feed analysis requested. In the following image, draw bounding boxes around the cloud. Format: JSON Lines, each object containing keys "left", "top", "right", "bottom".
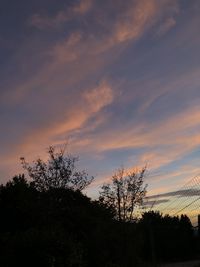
{"left": 65, "top": 98, "right": 200, "bottom": 191}
{"left": 144, "top": 198, "right": 169, "bottom": 207}
{"left": 72, "top": 0, "right": 93, "bottom": 14}
{"left": 1, "top": 0, "right": 198, "bottom": 199}
{"left": 83, "top": 81, "right": 114, "bottom": 112}
{"left": 30, "top": 0, "right": 179, "bottom": 54}
{"left": 49, "top": 32, "right": 82, "bottom": 63}
{"left": 112, "top": 0, "right": 159, "bottom": 42}
{"left": 51, "top": 81, "right": 114, "bottom": 136}
{"left": 30, "top": 0, "right": 92, "bottom": 29}
{"left": 156, "top": 17, "right": 176, "bottom": 36}
{"left": 146, "top": 189, "right": 200, "bottom": 201}
{"left": 12, "top": 0, "right": 181, "bottom": 162}
{"left": 2, "top": 81, "right": 114, "bottom": 163}
{"left": 89, "top": 108, "right": 198, "bottom": 156}
{"left": 144, "top": 185, "right": 200, "bottom": 211}
{"left": 94, "top": 0, "right": 179, "bottom": 53}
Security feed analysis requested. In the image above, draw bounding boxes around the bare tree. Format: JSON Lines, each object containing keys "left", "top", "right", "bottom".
{"left": 21, "top": 146, "right": 94, "bottom": 192}
{"left": 99, "top": 167, "right": 147, "bottom": 222}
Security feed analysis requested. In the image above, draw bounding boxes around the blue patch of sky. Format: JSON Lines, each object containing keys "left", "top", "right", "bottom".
{"left": 77, "top": 147, "right": 147, "bottom": 178}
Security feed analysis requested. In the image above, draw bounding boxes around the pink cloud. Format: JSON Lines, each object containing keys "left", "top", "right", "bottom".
{"left": 2, "top": 81, "right": 114, "bottom": 163}
{"left": 94, "top": 0, "right": 179, "bottom": 53}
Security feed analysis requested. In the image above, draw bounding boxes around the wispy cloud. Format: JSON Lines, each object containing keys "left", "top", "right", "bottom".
{"left": 156, "top": 17, "right": 176, "bottom": 36}
{"left": 1, "top": 0, "right": 200, "bottom": 203}
{"left": 94, "top": 0, "right": 179, "bottom": 53}
{"left": 147, "top": 189, "right": 200, "bottom": 201}
{"left": 144, "top": 198, "right": 169, "bottom": 207}
{"left": 30, "top": 0, "right": 93, "bottom": 29}
{"left": 2, "top": 81, "right": 114, "bottom": 162}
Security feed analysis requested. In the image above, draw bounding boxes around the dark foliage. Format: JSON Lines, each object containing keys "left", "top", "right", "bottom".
{"left": 0, "top": 175, "right": 198, "bottom": 266}
{"left": 21, "top": 146, "right": 94, "bottom": 192}
{"left": 139, "top": 211, "right": 196, "bottom": 263}
{"left": 0, "top": 175, "right": 112, "bottom": 266}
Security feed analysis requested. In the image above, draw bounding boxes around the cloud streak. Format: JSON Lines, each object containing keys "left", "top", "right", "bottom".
{"left": 1, "top": 0, "right": 200, "bottom": 202}
{"left": 30, "top": 0, "right": 93, "bottom": 29}
{"left": 146, "top": 189, "right": 200, "bottom": 201}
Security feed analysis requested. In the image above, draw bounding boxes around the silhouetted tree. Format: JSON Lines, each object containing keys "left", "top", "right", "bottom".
{"left": 21, "top": 146, "right": 93, "bottom": 191}
{"left": 0, "top": 174, "right": 114, "bottom": 267}
{"left": 99, "top": 167, "right": 147, "bottom": 221}
{"left": 1, "top": 148, "right": 197, "bottom": 266}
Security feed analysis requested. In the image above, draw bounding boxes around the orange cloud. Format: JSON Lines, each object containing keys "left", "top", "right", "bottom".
{"left": 64, "top": 102, "right": 200, "bottom": 185}
{"left": 5, "top": 0, "right": 180, "bottom": 108}
{"left": 0, "top": 0, "right": 183, "bottom": 188}
{"left": 3, "top": 81, "right": 114, "bottom": 162}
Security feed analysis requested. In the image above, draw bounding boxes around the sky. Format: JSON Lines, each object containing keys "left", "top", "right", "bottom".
{"left": 1, "top": 0, "right": 200, "bottom": 201}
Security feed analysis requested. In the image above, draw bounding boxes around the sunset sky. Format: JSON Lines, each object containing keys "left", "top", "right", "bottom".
{"left": 1, "top": 0, "right": 200, "bottom": 199}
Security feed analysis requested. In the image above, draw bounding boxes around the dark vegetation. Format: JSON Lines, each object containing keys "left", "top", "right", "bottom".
{"left": 0, "top": 147, "right": 199, "bottom": 266}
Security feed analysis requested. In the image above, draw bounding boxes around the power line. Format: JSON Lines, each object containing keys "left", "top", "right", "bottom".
{"left": 142, "top": 174, "right": 200, "bottom": 225}
{"left": 152, "top": 175, "right": 200, "bottom": 212}
{"left": 172, "top": 196, "right": 200, "bottom": 216}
